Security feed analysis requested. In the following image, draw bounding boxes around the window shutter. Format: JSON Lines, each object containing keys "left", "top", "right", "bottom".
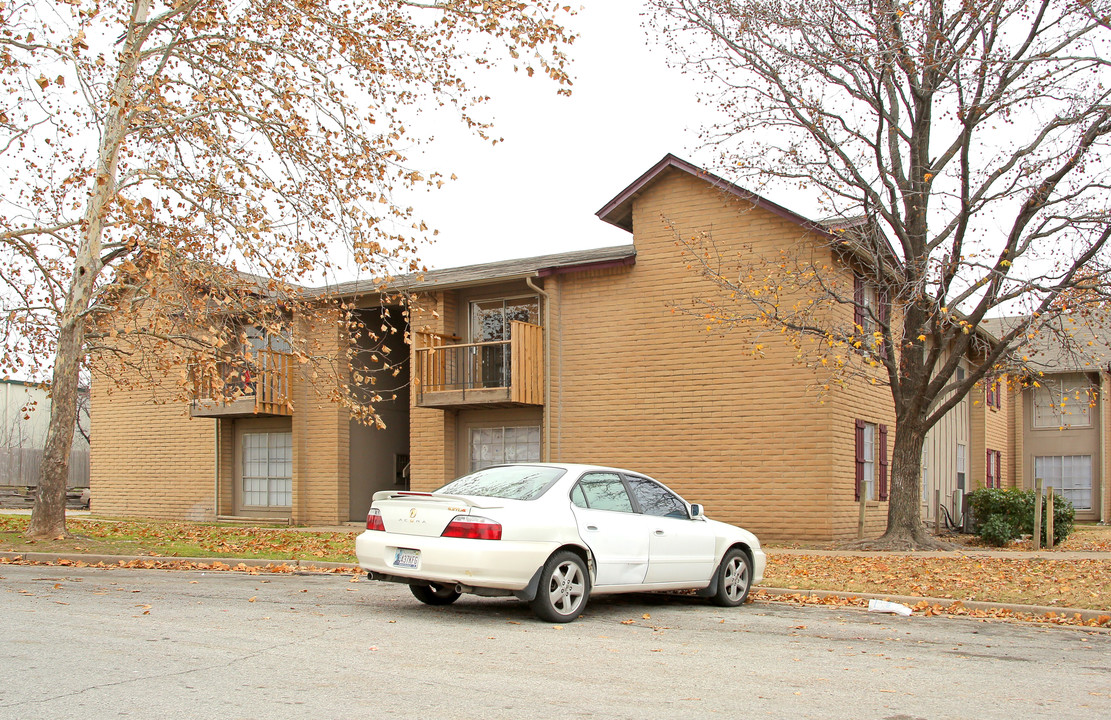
{"left": 854, "top": 419, "right": 865, "bottom": 501}
{"left": 853, "top": 275, "right": 865, "bottom": 330}
{"left": 878, "top": 424, "right": 889, "bottom": 500}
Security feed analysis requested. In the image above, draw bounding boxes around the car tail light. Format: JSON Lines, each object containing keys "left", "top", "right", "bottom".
{"left": 365, "top": 508, "right": 385, "bottom": 531}
{"left": 441, "top": 515, "right": 502, "bottom": 540}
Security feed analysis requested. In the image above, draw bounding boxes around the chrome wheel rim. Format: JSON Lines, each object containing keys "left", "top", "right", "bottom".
{"left": 723, "top": 556, "right": 749, "bottom": 602}
{"left": 547, "top": 560, "right": 586, "bottom": 616}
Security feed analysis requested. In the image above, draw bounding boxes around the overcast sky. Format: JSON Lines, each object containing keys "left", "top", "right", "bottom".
{"left": 398, "top": 1, "right": 720, "bottom": 271}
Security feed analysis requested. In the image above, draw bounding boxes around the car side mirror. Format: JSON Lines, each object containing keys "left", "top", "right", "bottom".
{"left": 689, "top": 503, "right": 705, "bottom": 519}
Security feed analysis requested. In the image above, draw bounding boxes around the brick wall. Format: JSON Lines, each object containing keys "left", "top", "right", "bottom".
{"left": 985, "top": 382, "right": 1010, "bottom": 488}
{"left": 290, "top": 306, "right": 350, "bottom": 524}
{"left": 545, "top": 169, "right": 894, "bottom": 542}
{"left": 90, "top": 373, "right": 216, "bottom": 521}
{"left": 1009, "top": 384, "right": 1023, "bottom": 488}
{"left": 410, "top": 291, "right": 459, "bottom": 489}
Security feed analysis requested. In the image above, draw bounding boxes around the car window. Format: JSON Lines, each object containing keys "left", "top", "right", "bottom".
{"left": 625, "top": 476, "right": 689, "bottom": 518}
{"left": 436, "top": 465, "right": 565, "bottom": 500}
{"left": 573, "top": 473, "right": 634, "bottom": 513}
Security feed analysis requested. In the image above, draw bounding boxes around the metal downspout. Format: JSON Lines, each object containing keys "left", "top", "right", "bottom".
{"left": 526, "top": 275, "right": 551, "bottom": 462}
{"left": 214, "top": 420, "right": 220, "bottom": 520}
{"left": 1102, "top": 371, "right": 1109, "bottom": 524}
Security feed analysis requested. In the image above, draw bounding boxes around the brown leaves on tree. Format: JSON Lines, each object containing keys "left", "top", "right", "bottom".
{"left": 0, "top": 0, "right": 576, "bottom": 539}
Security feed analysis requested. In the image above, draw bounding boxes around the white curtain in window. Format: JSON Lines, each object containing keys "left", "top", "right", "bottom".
{"left": 470, "top": 425, "right": 541, "bottom": 472}
{"left": 243, "top": 431, "right": 292, "bottom": 507}
{"left": 1034, "top": 455, "right": 1092, "bottom": 510}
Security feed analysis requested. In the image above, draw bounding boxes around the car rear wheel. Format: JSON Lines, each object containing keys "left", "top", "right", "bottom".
{"left": 711, "top": 548, "right": 752, "bottom": 607}
{"left": 410, "top": 583, "right": 461, "bottom": 606}
{"left": 530, "top": 551, "right": 589, "bottom": 623}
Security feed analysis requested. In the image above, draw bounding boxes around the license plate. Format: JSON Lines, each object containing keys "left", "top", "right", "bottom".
{"left": 393, "top": 548, "right": 420, "bottom": 569}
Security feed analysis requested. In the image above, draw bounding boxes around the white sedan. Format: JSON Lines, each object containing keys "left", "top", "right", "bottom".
{"left": 355, "top": 463, "right": 766, "bottom": 622}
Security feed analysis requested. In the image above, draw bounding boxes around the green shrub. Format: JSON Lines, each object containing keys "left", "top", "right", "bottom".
{"left": 966, "top": 487, "right": 1075, "bottom": 546}
{"left": 978, "top": 513, "right": 1019, "bottom": 546}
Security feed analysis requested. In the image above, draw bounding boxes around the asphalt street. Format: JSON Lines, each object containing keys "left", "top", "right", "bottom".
{"left": 1, "top": 565, "right": 1108, "bottom": 719}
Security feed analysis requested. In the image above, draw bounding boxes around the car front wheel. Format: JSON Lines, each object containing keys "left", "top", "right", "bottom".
{"left": 530, "top": 551, "right": 589, "bottom": 623}
{"left": 410, "top": 583, "right": 461, "bottom": 606}
{"left": 711, "top": 548, "right": 752, "bottom": 607}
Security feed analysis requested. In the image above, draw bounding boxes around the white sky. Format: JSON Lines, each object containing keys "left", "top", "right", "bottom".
{"left": 400, "top": 1, "right": 721, "bottom": 271}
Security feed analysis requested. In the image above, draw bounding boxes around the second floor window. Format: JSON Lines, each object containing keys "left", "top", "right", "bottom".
{"left": 469, "top": 296, "right": 540, "bottom": 389}
{"left": 1033, "top": 379, "right": 1093, "bottom": 429}
{"left": 470, "top": 296, "right": 540, "bottom": 343}
{"left": 853, "top": 274, "right": 888, "bottom": 356}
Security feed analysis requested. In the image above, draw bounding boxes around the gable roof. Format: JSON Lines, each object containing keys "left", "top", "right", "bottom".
{"left": 596, "top": 154, "right": 836, "bottom": 234}
{"left": 595, "top": 154, "right": 899, "bottom": 273}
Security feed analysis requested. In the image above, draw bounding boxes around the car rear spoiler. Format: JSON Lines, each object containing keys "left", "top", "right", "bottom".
{"left": 371, "top": 490, "right": 504, "bottom": 510}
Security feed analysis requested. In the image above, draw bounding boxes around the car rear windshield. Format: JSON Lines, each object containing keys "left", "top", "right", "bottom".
{"left": 435, "top": 466, "right": 566, "bottom": 501}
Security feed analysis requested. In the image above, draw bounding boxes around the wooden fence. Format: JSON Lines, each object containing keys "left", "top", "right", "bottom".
{"left": 0, "top": 447, "right": 90, "bottom": 488}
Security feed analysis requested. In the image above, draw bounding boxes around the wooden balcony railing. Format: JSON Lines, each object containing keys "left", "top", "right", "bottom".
{"left": 414, "top": 320, "right": 542, "bottom": 408}
{"left": 190, "top": 349, "right": 294, "bottom": 417}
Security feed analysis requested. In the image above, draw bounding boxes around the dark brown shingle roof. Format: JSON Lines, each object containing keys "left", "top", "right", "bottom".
{"left": 318, "top": 244, "right": 636, "bottom": 297}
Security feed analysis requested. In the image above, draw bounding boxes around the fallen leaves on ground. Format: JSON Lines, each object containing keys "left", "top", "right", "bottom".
{"left": 0, "top": 514, "right": 355, "bottom": 562}
{"left": 764, "top": 553, "right": 1110, "bottom": 610}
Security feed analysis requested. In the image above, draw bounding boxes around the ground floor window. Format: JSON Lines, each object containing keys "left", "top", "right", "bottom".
{"left": 1034, "top": 455, "right": 1092, "bottom": 510}
{"left": 242, "top": 431, "right": 292, "bottom": 507}
{"left": 986, "top": 449, "right": 1002, "bottom": 489}
{"left": 855, "top": 420, "right": 876, "bottom": 501}
{"left": 470, "top": 425, "right": 540, "bottom": 472}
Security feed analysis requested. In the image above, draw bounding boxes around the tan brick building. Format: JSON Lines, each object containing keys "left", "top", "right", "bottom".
{"left": 983, "top": 317, "right": 1111, "bottom": 524}
{"left": 91, "top": 155, "right": 1048, "bottom": 540}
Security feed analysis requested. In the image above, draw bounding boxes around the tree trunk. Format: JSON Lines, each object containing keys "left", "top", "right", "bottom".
{"left": 26, "top": 319, "right": 84, "bottom": 539}
{"left": 868, "top": 420, "right": 950, "bottom": 550}
{"left": 24, "top": 0, "right": 150, "bottom": 539}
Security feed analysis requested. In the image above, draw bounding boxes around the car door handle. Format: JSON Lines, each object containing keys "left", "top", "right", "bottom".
{"left": 654, "top": 529, "right": 665, "bottom": 536}
{"left": 586, "top": 525, "right": 599, "bottom": 531}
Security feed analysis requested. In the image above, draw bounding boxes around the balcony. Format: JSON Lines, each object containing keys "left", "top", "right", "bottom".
{"left": 415, "top": 321, "right": 543, "bottom": 409}
{"left": 190, "top": 350, "right": 294, "bottom": 418}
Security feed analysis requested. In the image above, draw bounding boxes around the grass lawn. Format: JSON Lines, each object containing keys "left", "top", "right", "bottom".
{"left": 0, "top": 514, "right": 357, "bottom": 564}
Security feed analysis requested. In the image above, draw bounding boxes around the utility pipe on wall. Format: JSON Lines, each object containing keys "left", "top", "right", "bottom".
{"left": 525, "top": 275, "right": 551, "bottom": 462}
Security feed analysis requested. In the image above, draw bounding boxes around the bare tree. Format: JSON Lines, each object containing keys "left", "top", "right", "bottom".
{"left": 0, "top": 0, "right": 573, "bottom": 539}
{"left": 649, "top": 0, "right": 1111, "bottom": 548}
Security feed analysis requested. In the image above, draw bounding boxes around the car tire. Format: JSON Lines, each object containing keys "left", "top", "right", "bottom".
{"left": 711, "top": 548, "right": 753, "bottom": 607}
{"left": 529, "top": 551, "right": 590, "bottom": 623}
{"left": 410, "top": 583, "right": 461, "bottom": 606}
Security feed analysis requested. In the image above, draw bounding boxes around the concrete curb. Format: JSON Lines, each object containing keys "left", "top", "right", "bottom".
{"left": 3, "top": 550, "right": 1107, "bottom": 624}
{"left": 765, "top": 547, "right": 1111, "bottom": 561}
{"left": 755, "top": 586, "right": 1110, "bottom": 623}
